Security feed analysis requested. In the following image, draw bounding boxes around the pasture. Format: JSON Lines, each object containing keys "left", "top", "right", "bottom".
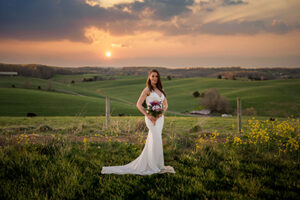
{"left": 0, "top": 75, "right": 299, "bottom": 199}
{"left": 0, "top": 75, "right": 299, "bottom": 117}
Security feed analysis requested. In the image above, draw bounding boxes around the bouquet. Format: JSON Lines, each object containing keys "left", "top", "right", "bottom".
{"left": 146, "top": 100, "right": 163, "bottom": 117}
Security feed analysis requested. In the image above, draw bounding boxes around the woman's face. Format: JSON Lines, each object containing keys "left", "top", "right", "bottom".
{"left": 150, "top": 72, "right": 158, "bottom": 85}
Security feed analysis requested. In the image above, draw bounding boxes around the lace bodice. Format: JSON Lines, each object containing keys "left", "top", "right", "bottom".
{"left": 146, "top": 90, "right": 165, "bottom": 105}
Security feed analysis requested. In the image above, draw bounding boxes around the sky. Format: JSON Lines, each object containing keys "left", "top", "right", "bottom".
{"left": 0, "top": 0, "right": 300, "bottom": 68}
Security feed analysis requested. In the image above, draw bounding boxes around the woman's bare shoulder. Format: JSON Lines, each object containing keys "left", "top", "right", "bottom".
{"left": 143, "top": 87, "right": 151, "bottom": 96}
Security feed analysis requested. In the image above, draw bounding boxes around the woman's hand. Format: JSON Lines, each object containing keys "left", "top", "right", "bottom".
{"left": 157, "top": 113, "right": 163, "bottom": 118}
{"left": 147, "top": 113, "right": 163, "bottom": 126}
{"left": 146, "top": 114, "right": 156, "bottom": 125}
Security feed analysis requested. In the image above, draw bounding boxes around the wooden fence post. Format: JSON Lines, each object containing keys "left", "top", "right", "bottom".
{"left": 106, "top": 96, "right": 110, "bottom": 128}
{"left": 237, "top": 97, "right": 242, "bottom": 133}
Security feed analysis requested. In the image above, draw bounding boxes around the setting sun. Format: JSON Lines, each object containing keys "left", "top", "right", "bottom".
{"left": 105, "top": 51, "right": 111, "bottom": 57}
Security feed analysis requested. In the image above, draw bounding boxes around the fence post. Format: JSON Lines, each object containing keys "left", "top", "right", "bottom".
{"left": 237, "top": 97, "right": 242, "bottom": 133}
{"left": 106, "top": 96, "right": 110, "bottom": 128}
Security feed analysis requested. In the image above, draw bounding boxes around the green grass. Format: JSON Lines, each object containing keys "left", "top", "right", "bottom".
{"left": 0, "top": 116, "right": 299, "bottom": 199}
{"left": 0, "top": 88, "right": 139, "bottom": 116}
{"left": 0, "top": 75, "right": 299, "bottom": 117}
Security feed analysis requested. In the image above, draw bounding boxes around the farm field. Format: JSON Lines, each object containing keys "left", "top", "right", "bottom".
{"left": 0, "top": 75, "right": 299, "bottom": 117}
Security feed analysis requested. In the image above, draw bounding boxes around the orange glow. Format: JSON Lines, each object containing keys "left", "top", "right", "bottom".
{"left": 105, "top": 51, "right": 111, "bottom": 57}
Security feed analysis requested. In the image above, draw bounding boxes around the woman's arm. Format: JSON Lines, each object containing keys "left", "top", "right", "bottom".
{"left": 162, "top": 97, "right": 168, "bottom": 115}
{"left": 136, "top": 88, "right": 150, "bottom": 116}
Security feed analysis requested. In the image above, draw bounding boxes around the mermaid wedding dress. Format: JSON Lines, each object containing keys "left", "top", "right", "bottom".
{"left": 101, "top": 90, "right": 175, "bottom": 175}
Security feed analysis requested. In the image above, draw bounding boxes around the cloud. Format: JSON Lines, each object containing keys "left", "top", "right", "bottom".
{"left": 198, "top": 19, "right": 291, "bottom": 35}
{"left": 0, "top": 0, "right": 135, "bottom": 42}
{"left": 0, "top": 0, "right": 299, "bottom": 43}
{"left": 113, "top": 0, "right": 194, "bottom": 20}
{"left": 223, "top": 0, "right": 248, "bottom": 6}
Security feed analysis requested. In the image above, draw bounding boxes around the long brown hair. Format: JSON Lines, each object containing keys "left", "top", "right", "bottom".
{"left": 146, "top": 69, "right": 166, "bottom": 97}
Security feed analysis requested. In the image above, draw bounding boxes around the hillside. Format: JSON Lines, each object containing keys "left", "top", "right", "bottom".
{"left": 0, "top": 75, "right": 299, "bottom": 117}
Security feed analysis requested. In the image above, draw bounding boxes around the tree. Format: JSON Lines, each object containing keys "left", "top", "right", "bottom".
{"left": 223, "top": 72, "right": 236, "bottom": 80}
{"left": 201, "top": 88, "right": 231, "bottom": 113}
{"left": 193, "top": 91, "right": 200, "bottom": 97}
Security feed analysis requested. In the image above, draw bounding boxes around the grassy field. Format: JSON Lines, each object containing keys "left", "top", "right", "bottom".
{"left": 0, "top": 75, "right": 299, "bottom": 117}
{"left": 0, "top": 74, "right": 299, "bottom": 198}
{"left": 0, "top": 115, "right": 299, "bottom": 199}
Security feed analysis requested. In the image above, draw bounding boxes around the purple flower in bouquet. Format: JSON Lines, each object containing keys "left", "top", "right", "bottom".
{"left": 147, "top": 100, "right": 163, "bottom": 117}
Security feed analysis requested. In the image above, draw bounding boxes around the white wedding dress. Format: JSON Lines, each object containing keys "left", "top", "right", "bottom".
{"left": 101, "top": 90, "right": 175, "bottom": 175}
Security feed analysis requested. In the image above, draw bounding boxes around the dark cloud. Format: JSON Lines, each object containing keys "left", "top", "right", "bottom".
{"left": 0, "top": 0, "right": 135, "bottom": 42}
{"left": 222, "top": 0, "right": 248, "bottom": 6}
{"left": 0, "top": 0, "right": 297, "bottom": 42}
{"left": 129, "top": 0, "right": 194, "bottom": 20}
{"left": 198, "top": 0, "right": 248, "bottom": 12}
{"left": 0, "top": 0, "right": 194, "bottom": 41}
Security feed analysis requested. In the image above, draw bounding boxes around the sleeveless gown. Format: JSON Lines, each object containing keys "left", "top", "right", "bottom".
{"left": 101, "top": 90, "right": 176, "bottom": 175}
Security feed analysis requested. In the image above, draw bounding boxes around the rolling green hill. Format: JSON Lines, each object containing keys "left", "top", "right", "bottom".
{"left": 0, "top": 75, "right": 299, "bottom": 117}
{"left": 0, "top": 88, "right": 139, "bottom": 116}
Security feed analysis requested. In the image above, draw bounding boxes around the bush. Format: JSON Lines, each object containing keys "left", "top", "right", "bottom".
{"left": 223, "top": 72, "right": 236, "bottom": 80}
{"left": 192, "top": 91, "right": 200, "bottom": 98}
{"left": 190, "top": 125, "right": 202, "bottom": 133}
{"left": 201, "top": 88, "right": 231, "bottom": 114}
{"left": 243, "top": 107, "right": 257, "bottom": 116}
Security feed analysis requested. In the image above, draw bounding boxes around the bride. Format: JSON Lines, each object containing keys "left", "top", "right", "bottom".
{"left": 101, "top": 69, "right": 176, "bottom": 175}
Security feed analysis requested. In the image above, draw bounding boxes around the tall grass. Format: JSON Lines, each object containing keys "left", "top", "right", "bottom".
{"left": 0, "top": 115, "right": 299, "bottom": 199}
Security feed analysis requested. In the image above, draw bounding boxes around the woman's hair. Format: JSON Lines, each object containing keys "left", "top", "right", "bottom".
{"left": 146, "top": 69, "right": 166, "bottom": 97}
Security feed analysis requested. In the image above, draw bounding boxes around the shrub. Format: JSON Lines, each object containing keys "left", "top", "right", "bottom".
{"left": 243, "top": 107, "right": 257, "bottom": 116}
{"left": 223, "top": 72, "right": 236, "bottom": 80}
{"left": 190, "top": 125, "right": 202, "bottom": 133}
{"left": 230, "top": 116, "right": 300, "bottom": 155}
{"left": 201, "top": 88, "right": 231, "bottom": 113}
{"left": 192, "top": 91, "right": 200, "bottom": 98}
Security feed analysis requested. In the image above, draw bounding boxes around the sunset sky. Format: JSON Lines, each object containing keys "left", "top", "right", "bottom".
{"left": 0, "top": 0, "right": 300, "bottom": 68}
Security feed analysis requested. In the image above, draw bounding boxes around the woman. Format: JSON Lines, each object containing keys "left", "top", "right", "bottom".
{"left": 101, "top": 69, "right": 175, "bottom": 175}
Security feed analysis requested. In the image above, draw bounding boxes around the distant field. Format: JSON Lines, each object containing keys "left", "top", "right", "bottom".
{"left": 0, "top": 75, "right": 299, "bottom": 117}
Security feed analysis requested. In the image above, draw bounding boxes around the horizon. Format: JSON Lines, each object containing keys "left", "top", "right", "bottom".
{"left": 0, "top": 0, "right": 300, "bottom": 68}
{"left": 2, "top": 61, "right": 300, "bottom": 70}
